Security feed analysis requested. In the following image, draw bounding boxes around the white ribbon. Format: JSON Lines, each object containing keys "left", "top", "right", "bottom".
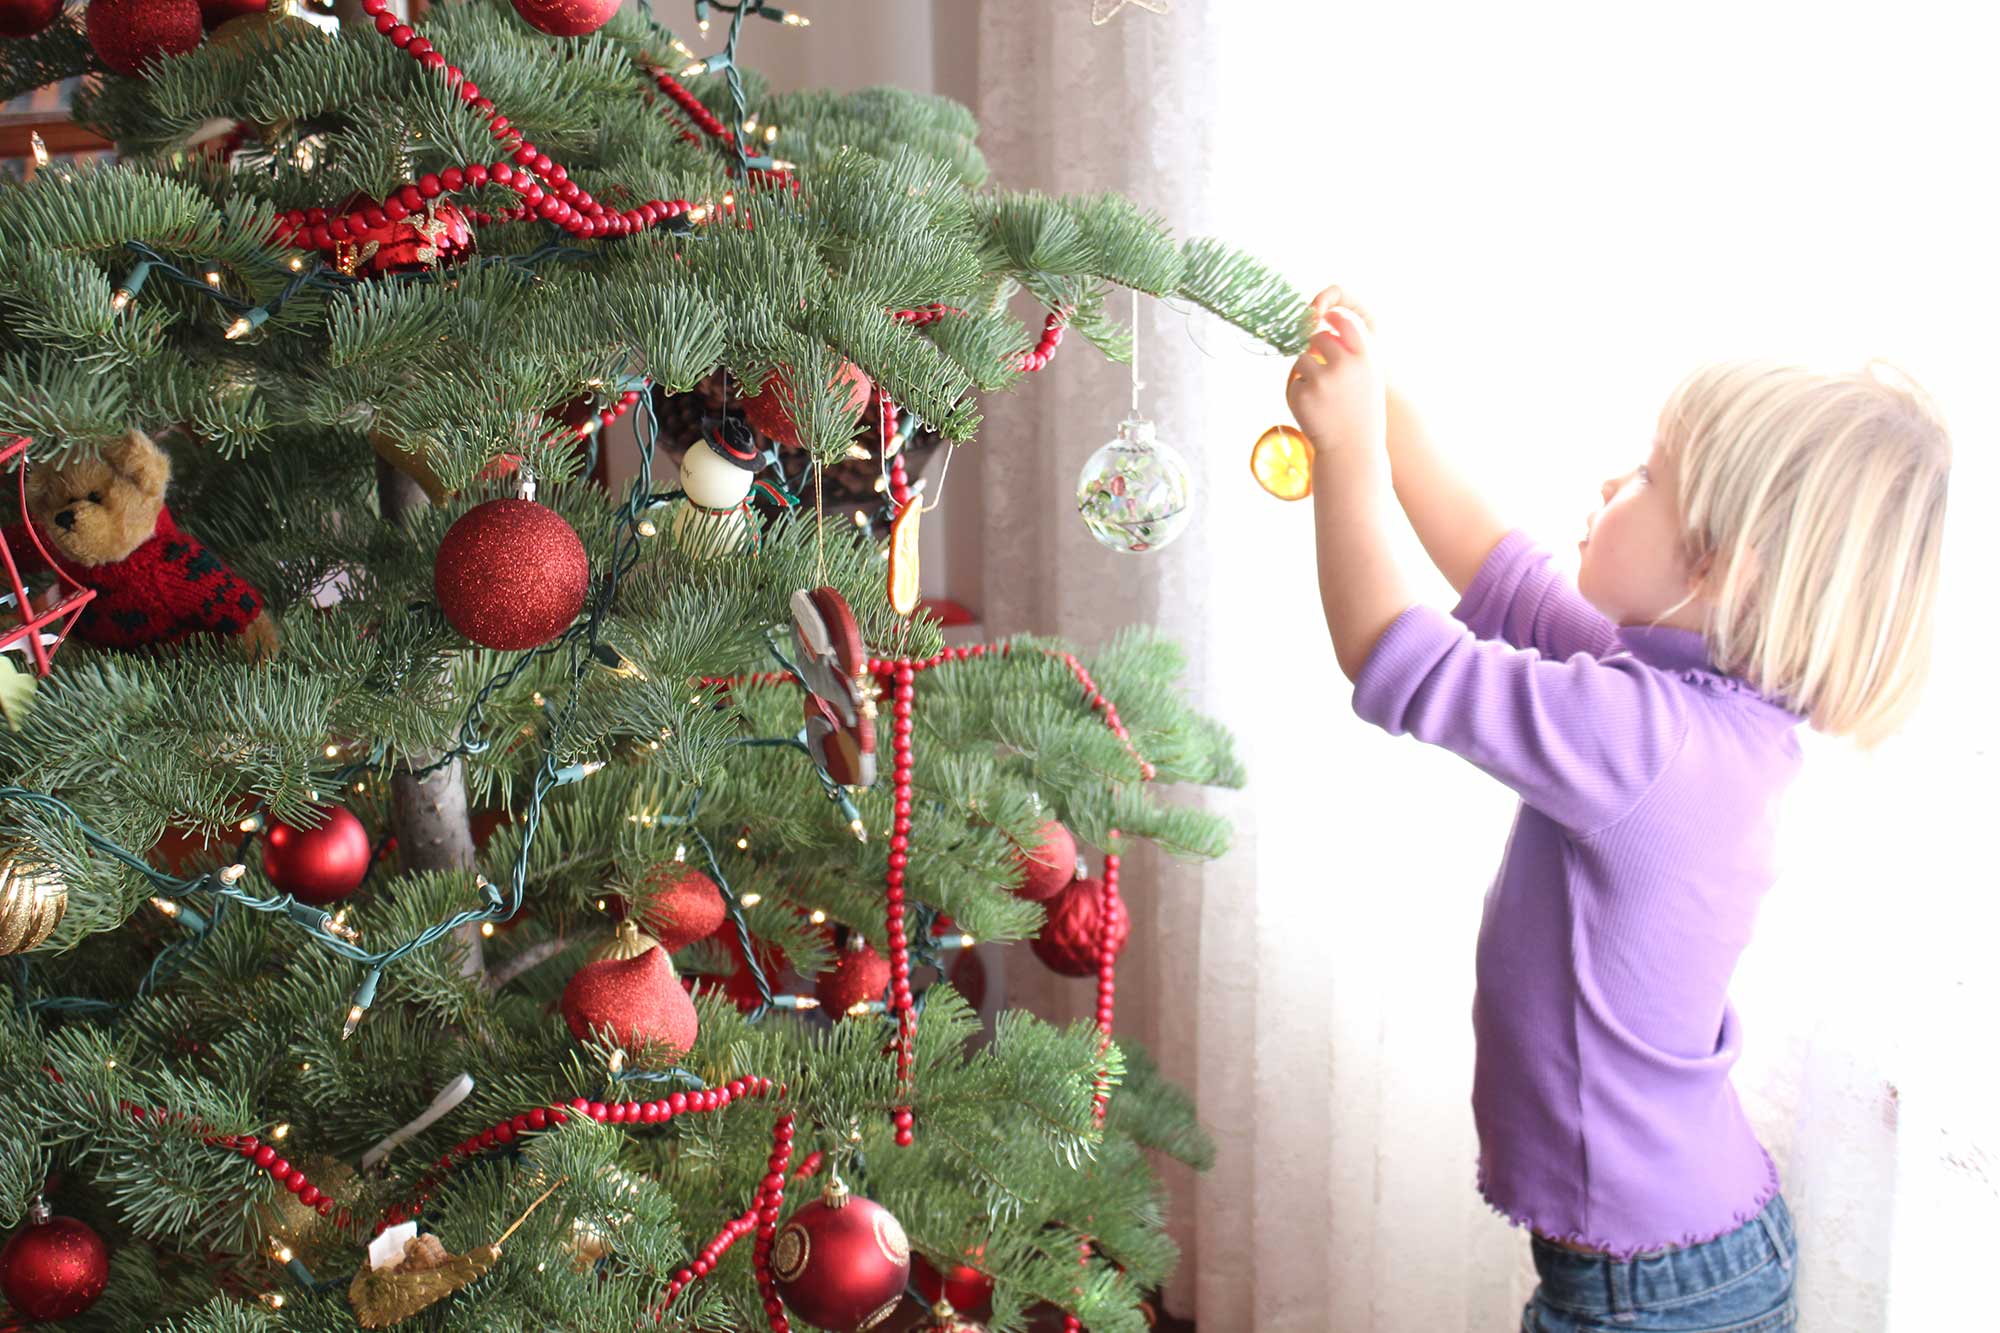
{"left": 361, "top": 1072, "right": 474, "bottom": 1172}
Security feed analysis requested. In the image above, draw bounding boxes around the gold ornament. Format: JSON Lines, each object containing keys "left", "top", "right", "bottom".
{"left": 258, "top": 1154, "right": 355, "bottom": 1252}
{"left": 589, "top": 918, "right": 661, "bottom": 963}
{"left": 347, "top": 1177, "right": 564, "bottom": 1327}
{"left": 567, "top": 1216, "right": 611, "bottom": 1272}
{"left": 368, "top": 427, "right": 453, "bottom": 505}
{"left": 0, "top": 850, "right": 67, "bottom": 955}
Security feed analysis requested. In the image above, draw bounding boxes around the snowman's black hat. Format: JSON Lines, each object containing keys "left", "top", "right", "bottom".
{"left": 708, "top": 417, "right": 771, "bottom": 471}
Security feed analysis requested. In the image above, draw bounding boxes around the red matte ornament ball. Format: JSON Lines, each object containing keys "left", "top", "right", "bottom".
{"left": 0, "top": 0, "right": 63, "bottom": 38}
{"left": 1010, "top": 818, "right": 1077, "bottom": 901}
{"left": 561, "top": 944, "right": 700, "bottom": 1055}
{"left": 912, "top": 1250, "right": 994, "bottom": 1314}
{"left": 633, "top": 862, "right": 727, "bottom": 951}
{"left": 262, "top": 807, "right": 371, "bottom": 905}
{"left": 1030, "top": 875, "right": 1128, "bottom": 978}
{"left": 0, "top": 1215, "right": 110, "bottom": 1320}
{"left": 947, "top": 943, "right": 986, "bottom": 1011}
{"left": 741, "top": 362, "right": 874, "bottom": 451}
{"left": 814, "top": 940, "right": 890, "bottom": 1018}
{"left": 509, "top": 0, "right": 617, "bottom": 37}
{"left": 85, "top": 0, "right": 201, "bottom": 75}
{"left": 433, "top": 498, "right": 589, "bottom": 650}
{"left": 771, "top": 1187, "right": 911, "bottom": 1332}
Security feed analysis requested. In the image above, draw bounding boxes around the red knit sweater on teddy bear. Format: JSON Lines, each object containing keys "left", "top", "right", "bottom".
{"left": 4, "top": 507, "right": 263, "bottom": 650}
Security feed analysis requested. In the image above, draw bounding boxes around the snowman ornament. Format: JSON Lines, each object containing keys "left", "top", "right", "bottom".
{"left": 672, "top": 420, "right": 770, "bottom": 559}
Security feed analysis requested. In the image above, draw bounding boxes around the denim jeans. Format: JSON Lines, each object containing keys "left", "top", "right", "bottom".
{"left": 1521, "top": 1195, "right": 1797, "bottom": 1332}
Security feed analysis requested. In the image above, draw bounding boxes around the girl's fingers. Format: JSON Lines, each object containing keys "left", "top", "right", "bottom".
{"left": 1305, "top": 328, "right": 1345, "bottom": 365}
{"left": 1310, "top": 284, "right": 1347, "bottom": 317}
{"left": 1321, "top": 307, "right": 1371, "bottom": 357}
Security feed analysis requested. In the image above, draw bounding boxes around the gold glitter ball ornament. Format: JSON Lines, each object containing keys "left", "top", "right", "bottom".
{"left": 0, "top": 851, "right": 67, "bottom": 955}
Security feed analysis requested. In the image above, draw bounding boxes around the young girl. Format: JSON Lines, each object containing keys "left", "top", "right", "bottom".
{"left": 1287, "top": 288, "right": 1950, "bottom": 1332}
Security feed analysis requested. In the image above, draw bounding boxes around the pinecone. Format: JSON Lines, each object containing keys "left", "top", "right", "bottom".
{"left": 401, "top": 1233, "right": 450, "bottom": 1272}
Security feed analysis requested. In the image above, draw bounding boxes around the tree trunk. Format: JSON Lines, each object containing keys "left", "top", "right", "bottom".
{"left": 377, "top": 457, "right": 484, "bottom": 978}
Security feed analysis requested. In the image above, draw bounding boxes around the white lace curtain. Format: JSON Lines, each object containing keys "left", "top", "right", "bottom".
{"left": 749, "top": 3, "right": 1996, "bottom": 1328}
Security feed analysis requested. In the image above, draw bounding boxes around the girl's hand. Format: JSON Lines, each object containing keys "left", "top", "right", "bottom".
{"left": 1286, "top": 306, "right": 1386, "bottom": 469}
{"left": 1309, "top": 283, "right": 1374, "bottom": 333}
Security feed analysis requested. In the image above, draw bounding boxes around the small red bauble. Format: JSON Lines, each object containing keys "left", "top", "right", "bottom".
{"left": 433, "top": 498, "right": 589, "bottom": 650}
{"left": 741, "top": 361, "right": 874, "bottom": 451}
{"left": 912, "top": 1249, "right": 994, "bottom": 1314}
{"left": 262, "top": 807, "right": 371, "bottom": 905}
{"left": 0, "top": 1213, "right": 109, "bottom": 1320}
{"left": 0, "top": 0, "right": 64, "bottom": 39}
{"left": 1030, "top": 875, "right": 1128, "bottom": 978}
{"left": 509, "top": 0, "right": 617, "bottom": 37}
{"left": 1010, "top": 818, "right": 1077, "bottom": 901}
{"left": 195, "top": 0, "right": 262, "bottom": 27}
{"left": 814, "top": 938, "right": 890, "bottom": 1018}
{"left": 561, "top": 937, "right": 700, "bottom": 1056}
{"left": 85, "top": 0, "right": 201, "bottom": 76}
{"left": 632, "top": 862, "right": 726, "bottom": 951}
{"left": 772, "top": 1182, "right": 911, "bottom": 1332}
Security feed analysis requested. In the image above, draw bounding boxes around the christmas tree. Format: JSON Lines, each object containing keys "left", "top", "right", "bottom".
{"left": 0, "top": 2, "right": 1307, "bottom": 1328}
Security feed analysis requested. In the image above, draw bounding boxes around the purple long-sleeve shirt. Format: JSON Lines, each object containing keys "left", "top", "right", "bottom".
{"left": 1351, "top": 530, "right": 1807, "bottom": 1256}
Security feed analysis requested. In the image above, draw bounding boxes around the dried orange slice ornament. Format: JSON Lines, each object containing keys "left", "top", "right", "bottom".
{"left": 887, "top": 500, "right": 922, "bottom": 616}
{"left": 1250, "top": 424, "right": 1315, "bottom": 501}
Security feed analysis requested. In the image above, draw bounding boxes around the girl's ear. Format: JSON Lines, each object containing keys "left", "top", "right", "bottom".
{"left": 1694, "top": 542, "right": 1759, "bottom": 601}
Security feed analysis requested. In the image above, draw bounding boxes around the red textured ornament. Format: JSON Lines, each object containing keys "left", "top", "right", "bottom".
{"left": 814, "top": 938, "right": 890, "bottom": 1019}
{"left": 433, "top": 498, "right": 588, "bottom": 650}
{"left": 741, "top": 362, "right": 874, "bottom": 451}
{"left": 261, "top": 807, "right": 371, "bottom": 905}
{"left": 327, "top": 200, "right": 472, "bottom": 276}
{"left": 195, "top": 0, "right": 261, "bottom": 27}
{"left": 771, "top": 1182, "right": 911, "bottom": 1332}
{"left": 912, "top": 1250, "right": 994, "bottom": 1314}
{"left": 1030, "top": 875, "right": 1128, "bottom": 978}
{"left": 562, "top": 942, "right": 700, "bottom": 1056}
{"left": 0, "top": 0, "right": 63, "bottom": 39}
{"left": 85, "top": 0, "right": 201, "bottom": 76}
{"left": 1010, "top": 818, "right": 1077, "bottom": 901}
{"left": 0, "top": 1214, "right": 109, "bottom": 1321}
{"left": 509, "top": 0, "right": 617, "bottom": 37}
{"left": 632, "top": 862, "right": 726, "bottom": 951}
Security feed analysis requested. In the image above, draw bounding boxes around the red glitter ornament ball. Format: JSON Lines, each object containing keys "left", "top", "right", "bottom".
{"left": 433, "top": 498, "right": 589, "bottom": 650}
{"left": 772, "top": 1184, "right": 911, "bottom": 1333}
{"left": 741, "top": 361, "right": 874, "bottom": 451}
{"left": 0, "top": 1214, "right": 109, "bottom": 1321}
{"left": 85, "top": 0, "right": 201, "bottom": 76}
{"left": 509, "top": 0, "right": 617, "bottom": 37}
{"left": 633, "top": 862, "right": 726, "bottom": 951}
{"left": 814, "top": 938, "right": 890, "bottom": 1019}
{"left": 1010, "top": 818, "right": 1077, "bottom": 901}
{"left": 262, "top": 807, "right": 371, "bottom": 905}
{"left": 1030, "top": 875, "right": 1128, "bottom": 978}
{"left": 0, "top": 0, "right": 63, "bottom": 39}
{"left": 912, "top": 1249, "right": 994, "bottom": 1314}
{"left": 562, "top": 943, "right": 700, "bottom": 1055}
{"left": 196, "top": 0, "right": 262, "bottom": 27}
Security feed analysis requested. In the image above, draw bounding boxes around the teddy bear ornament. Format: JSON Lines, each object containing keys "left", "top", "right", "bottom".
{"left": 4, "top": 430, "right": 277, "bottom": 660}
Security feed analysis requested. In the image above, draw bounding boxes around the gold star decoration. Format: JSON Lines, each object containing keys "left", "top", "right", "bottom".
{"left": 1092, "top": 0, "right": 1169, "bottom": 23}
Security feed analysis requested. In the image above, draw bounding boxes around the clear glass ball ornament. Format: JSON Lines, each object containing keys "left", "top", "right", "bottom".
{"left": 1075, "top": 417, "right": 1193, "bottom": 554}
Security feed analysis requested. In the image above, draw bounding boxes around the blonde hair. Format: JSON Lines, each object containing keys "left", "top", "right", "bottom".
{"left": 1658, "top": 359, "right": 1951, "bottom": 749}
